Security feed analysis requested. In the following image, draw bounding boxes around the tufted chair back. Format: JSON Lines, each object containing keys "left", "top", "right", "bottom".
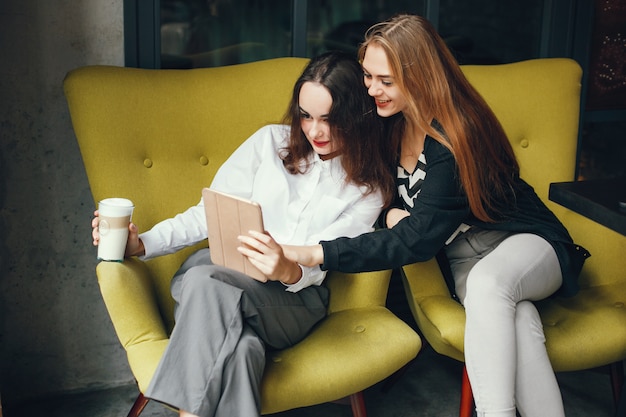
{"left": 461, "top": 60, "right": 625, "bottom": 291}
{"left": 67, "top": 59, "right": 308, "bottom": 331}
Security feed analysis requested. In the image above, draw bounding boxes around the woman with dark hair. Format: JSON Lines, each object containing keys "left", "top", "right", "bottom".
{"left": 267, "top": 15, "right": 589, "bottom": 417}
{"left": 91, "top": 51, "right": 394, "bottom": 417}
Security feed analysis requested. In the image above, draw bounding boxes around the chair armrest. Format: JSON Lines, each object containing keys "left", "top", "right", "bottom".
{"left": 401, "top": 258, "right": 466, "bottom": 361}
{"left": 326, "top": 269, "right": 392, "bottom": 313}
{"left": 402, "top": 258, "right": 452, "bottom": 300}
{"left": 96, "top": 258, "right": 168, "bottom": 349}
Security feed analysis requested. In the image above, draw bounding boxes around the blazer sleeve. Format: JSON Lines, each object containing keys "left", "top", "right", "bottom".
{"left": 321, "top": 138, "right": 470, "bottom": 272}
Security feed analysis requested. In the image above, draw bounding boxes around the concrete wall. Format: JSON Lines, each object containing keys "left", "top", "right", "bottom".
{"left": 0, "top": 0, "right": 131, "bottom": 404}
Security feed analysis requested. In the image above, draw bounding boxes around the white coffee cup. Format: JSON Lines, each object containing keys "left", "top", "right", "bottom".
{"left": 97, "top": 198, "right": 134, "bottom": 262}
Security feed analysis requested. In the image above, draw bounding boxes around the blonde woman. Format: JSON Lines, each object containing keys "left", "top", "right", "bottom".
{"left": 258, "top": 15, "right": 590, "bottom": 417}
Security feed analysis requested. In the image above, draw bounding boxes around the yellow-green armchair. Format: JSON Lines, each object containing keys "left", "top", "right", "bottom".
{"left": 401, "top": 58, "right": 626, "bottom": 416}
{"left": 64, "top": 58, "right": 421, "bottom": 417}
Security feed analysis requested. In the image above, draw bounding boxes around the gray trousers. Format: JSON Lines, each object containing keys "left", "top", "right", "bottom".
{"left": 145, "top": 249, "right": 329, "bottom": 417}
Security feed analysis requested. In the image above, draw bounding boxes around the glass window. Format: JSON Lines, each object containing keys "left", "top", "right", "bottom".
{"left": 160, "top": 0, "right": 292, "bottom": 68}
{"left": 306, "top": 0, "right": 425, "bottom": 57}
{"left": 438, "top": 0, "right": 544, "bottom": 64}
{"left": 157, "top": 0, "right": 545, "bottom": 69}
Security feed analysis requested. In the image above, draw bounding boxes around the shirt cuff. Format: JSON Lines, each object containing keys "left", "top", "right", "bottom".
{"left": 282, "top": 265, "right": 318, "bottom": 293}
{"left": 137, "top": 231, "right": 160, "bottom": 260}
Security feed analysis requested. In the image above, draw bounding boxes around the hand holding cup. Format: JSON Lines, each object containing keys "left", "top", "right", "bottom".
{"left": 95, "top": 198, "right": 134, "bottom": 262}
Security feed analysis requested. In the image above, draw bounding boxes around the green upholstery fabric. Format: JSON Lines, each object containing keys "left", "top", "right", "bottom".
{"left": 401, "top": 58, "right": 626, "bottom": 376}
{"left": 64, "top": 58, "right": 421, "bottom": 415}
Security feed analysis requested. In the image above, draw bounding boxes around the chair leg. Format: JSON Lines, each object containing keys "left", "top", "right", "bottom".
{"left": 611, "top": 361, "right": 625, "bottom": 407}
{"left": 127, "top": 393, "right": 149, "bottom": 417}
{"left": 460, "top": 365, "right": 474, "bottom": 417}
{"left": 349, "top": 391, "right": 367, "bottom": 417}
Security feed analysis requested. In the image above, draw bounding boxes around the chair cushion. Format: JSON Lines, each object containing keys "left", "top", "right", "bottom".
{"left": 260, "top": 307, "right": 421, "bottom": 414}
{"left": 540, "top": 281, "right": 626, "bottom": 371}
{"left": 403, "top": 261, "right": 626, "bottom": 371}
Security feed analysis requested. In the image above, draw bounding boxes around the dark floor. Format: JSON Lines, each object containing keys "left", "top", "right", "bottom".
{"left": 3, "top": 343, "right": 620, "bottom": 417}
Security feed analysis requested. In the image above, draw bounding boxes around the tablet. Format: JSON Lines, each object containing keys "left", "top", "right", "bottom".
{"left": 202, "top": 187, "right": 267, "bottom": 282}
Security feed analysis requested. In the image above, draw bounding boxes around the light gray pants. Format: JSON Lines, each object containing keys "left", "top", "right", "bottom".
{"left": 445, "top": 229, "right": 564, "bottom": 417}
{"left": 145, "top": 249, "right": 329, "bottom": 417}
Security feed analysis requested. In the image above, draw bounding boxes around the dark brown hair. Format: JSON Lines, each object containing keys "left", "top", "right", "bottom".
{"left": 281, "top": 51, "right": 395, "bottom": 206}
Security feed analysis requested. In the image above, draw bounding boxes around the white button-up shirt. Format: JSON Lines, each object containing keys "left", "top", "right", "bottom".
{"left": 140, "top": 125, "right": 384, "bottom": 292}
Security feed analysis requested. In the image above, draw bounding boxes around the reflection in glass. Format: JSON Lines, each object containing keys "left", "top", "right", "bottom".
{"left": 306, "top": 1, "right": 425, "bottom": 56}
{"left": 438, "top": 0, "right": 544, "bottom": 64}
{"left": 159, "top": 0, "right": 545, "bottom": 69}
{"left": 160, "top": 0, "right": 292, "bottom": 68}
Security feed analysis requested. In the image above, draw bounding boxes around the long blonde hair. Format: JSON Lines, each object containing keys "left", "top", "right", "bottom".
{"left": 359, "top": 14, "right": 519, "bottom": 222}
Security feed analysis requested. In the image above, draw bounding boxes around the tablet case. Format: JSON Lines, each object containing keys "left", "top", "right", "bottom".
{"left": 202, "top": 188, "right": 267, "bottom": 282}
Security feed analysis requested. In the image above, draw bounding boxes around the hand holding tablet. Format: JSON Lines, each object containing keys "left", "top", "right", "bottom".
{"left": 202, "top": 188, "right": 267, "bottom": 281}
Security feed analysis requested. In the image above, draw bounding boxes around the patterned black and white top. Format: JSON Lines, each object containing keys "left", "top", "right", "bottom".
{"left": 398, "top": 153, "right": 427, "bottom": 210}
